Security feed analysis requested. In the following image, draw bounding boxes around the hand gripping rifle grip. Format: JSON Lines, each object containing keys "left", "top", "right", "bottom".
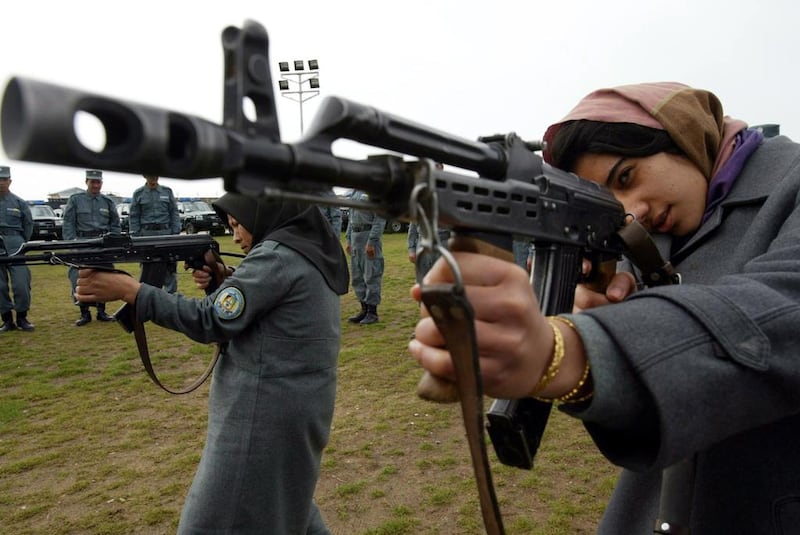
{"left": 184, "top": 248, "right": 226, "bottom": 295}
{"left": 416, "top": 235, "right": 515, "bottom": 403}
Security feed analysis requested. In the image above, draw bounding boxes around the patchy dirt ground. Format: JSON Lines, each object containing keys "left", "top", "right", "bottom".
{"left": 2, "top": 247, "right": 616, "bottom": 534}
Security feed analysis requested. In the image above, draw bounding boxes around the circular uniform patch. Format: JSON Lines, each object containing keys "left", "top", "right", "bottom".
{"left": 214, "top": 286, "right": 245, "bottom": 320}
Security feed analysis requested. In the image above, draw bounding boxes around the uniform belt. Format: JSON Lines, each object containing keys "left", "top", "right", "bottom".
{"left": 351, "top": 224, "right": 372, "bottom": 232}
{"left": 142, "top": 223, "right": 169, "bottom": 230}
{"left": 77, "top": 231, "right": 103, "bottom": 238}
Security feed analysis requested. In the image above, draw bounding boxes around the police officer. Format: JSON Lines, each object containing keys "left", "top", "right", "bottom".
{"left": 407, "top": 222, "right": 451, "bottom": 283}
{"left": 62, "top": 170, "right": 121, "bottom": 326}
{"left": 0, "top": 166, "right": 34, "bottom": 332}
{"left": 345, "top": 190, "right": 385, "bottom": 324}
{"left": 129, "top": 175, "right": 181, "bottom": 293}
{"left": 317, "top": 189, "right": 343, "bottom": 236}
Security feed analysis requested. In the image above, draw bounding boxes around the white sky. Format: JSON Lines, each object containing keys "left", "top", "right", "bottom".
{"left": 2, "top": 0, "right": 799, "bottom": 201}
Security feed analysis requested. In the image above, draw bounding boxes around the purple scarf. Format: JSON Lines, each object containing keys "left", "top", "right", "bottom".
{"left": 703, "top": 128, "right": 764, "bottom": 223}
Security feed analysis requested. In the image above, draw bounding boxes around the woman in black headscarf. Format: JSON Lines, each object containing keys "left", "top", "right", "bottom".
{"left": 77, "top": 193, "right": 349, "bottom": 534}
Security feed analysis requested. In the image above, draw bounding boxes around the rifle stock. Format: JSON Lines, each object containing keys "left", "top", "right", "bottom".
{"left": 1, "top": 20, "right": 627, "bottom": 470}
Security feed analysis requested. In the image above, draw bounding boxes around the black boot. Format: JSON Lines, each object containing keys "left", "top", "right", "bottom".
{"left": 16, "top": 311, "right": 35, "bottom": 331}
{"left": 359, "top": 304, "right": 379, "bottom": 325}
{"left": 348, "top": 302, "right": 368, "bottom": 324}
{"left": 96, "top": 303, "right": 115, "bottom": 322}
{"left": 75, "top": 306, "right": 92, "bottom": 327}
{"left": 0, "top": 311, "right": 15, "bottom": 332}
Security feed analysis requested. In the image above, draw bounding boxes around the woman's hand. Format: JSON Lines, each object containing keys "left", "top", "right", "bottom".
{"left": 573, "top": 259, "right": 637, "bottom": 312}
{"left": 75, "top": 269, "right": 142, "bottom": 304}
{"left": 408, "top": 252, "right": 554, "bottom": 399}
{"left": 192, "top": 266, "right": 214, "bottom": 290}
{"left": 189, "top": 249, "right": 231, "bottom": 291}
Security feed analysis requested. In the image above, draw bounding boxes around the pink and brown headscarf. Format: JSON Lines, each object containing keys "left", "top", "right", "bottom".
{"left": 542, "top": 82, "right": 748, "bottom": 181}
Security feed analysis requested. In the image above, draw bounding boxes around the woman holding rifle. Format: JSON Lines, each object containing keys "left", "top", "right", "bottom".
{"left": 410, "top": 82, "right": 800, "bottom": 534}
{"left": 76, "top": 193, "right": 349, "bottom": 534}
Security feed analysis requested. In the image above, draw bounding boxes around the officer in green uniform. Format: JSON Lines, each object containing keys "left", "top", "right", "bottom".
{"left": 62, "top": 170, "right": 121, "bottom": 325}
{"left": 129, "top": 175, "right": 181, "bottom": 293}
{"left": 0, "top": 166, "right": 34, "bottom": 332}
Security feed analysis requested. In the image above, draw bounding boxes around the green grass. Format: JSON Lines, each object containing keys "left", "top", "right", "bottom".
{"left": 0, "top": 232, "right": 617, "bottom": 534}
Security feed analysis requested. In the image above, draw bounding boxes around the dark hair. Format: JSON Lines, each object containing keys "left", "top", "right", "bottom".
{"left": 548, "top": 120, "right": 684, "bottom": 172}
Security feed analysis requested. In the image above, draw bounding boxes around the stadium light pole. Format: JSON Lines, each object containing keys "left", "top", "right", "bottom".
{"left": 277, "top": 59, "right": 320, "bottom": 135}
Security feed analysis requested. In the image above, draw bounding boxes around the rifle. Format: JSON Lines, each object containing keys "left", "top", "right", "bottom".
{"left": 0, "top": 233, "right": 244, "bottom": 394}
{"left": 1, "top": 20, "right": 680, "bottom": 533}
{"left": 1, "top": 233, "right": 219, "bottom": 269}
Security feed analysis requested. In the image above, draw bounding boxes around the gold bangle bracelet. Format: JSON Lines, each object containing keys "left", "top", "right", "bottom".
{"left": 532, "top": 315, "right": 594, "bottom": 404}
{"left": 555, "top": 357, "right": 593, "bottom": 404}
{"left": 528, "top": 317, "right": 565, "bottom": 397}
{"left": 549, "top": 315, "right": 576, "bottom": 331}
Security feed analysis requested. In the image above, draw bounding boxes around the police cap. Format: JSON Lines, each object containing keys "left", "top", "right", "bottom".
{"left": 0, "top": 166, "right": 10, "bottom": 179}
{"left": 85, "top": 169, "right": 103, "bottom": 181}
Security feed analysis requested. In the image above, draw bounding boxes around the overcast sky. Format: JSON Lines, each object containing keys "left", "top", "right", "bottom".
{"left": 2, "top": 0, "right": 799, "bottom": 202}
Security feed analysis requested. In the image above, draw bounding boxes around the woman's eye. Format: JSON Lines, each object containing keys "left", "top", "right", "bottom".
{"left": 616, "top": 167, "right": 633, "bottom": 188}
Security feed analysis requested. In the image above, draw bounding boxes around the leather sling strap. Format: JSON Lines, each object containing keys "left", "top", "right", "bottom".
{"left": 75, "top": 263, "right": 220, "bottom": 395}
{"left": 615, "top": 221, "right": 692, "bottom": 534}
{"left": 421, "top": 283, "right": 505, "bottom": 535}
{"left": 617, "top": 220, "right": 681, "bottom": 287}
{"left": 128, "top": 304, "right": 220, "bottom": 395}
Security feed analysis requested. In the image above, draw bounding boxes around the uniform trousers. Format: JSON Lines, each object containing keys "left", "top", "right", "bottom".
{"left": 349, "top": 230, "right": 383, "bottom": 306}
{"left": 0, "top": 234, "right": 31, "bottom": 314}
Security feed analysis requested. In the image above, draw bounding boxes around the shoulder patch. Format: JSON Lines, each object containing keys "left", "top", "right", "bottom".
{"left": 214, "top": 286, "right": 245, "bottom": 320}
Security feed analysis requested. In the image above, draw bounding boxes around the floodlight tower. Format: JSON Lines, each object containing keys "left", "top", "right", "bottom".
{"left": 277, "top": 59, "right": 320, "bottom": 135}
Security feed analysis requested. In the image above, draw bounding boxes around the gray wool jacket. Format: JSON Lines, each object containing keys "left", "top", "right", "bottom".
{"left": 564, "top": 135, "right": 800, "bottom": 534}
{"left": 134, "top": 240, "right": 339, "bottom": 534}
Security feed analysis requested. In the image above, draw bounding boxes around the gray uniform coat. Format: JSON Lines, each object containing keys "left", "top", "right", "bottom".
{"left": 135, "top": 239, "right": 339, "bottom": 534}
{"left": 565, "top": 136, "right": 800, "bottom": 534}
{"left": 129, "top": 184, "right": 181, "bottom": 236}
{"left": 0, "top": 192, "right": 33, "bottom": 314}
{"left": 62, "top": 191, "right": 120, "bottom": 239}
{"left": 345, "top": 191, "right": 386, "bottom": 306}
{"left": 62, "top": 191, "right": 120, "bottom": 301}
{"left": 129, "top": 184, "right": 181, "bottom": 293}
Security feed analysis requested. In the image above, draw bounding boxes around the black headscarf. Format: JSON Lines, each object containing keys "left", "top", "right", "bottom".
{"left": 213, "top": 193, "right": 349, "bottom": 295}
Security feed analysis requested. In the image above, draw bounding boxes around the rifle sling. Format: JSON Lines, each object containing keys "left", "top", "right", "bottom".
{"left": 618, "top": 220, "right": 680, "bottom": 287}
{"left": 94, "top": 262, "right": 220, "bottom": 396}
{"left": 616, "top": 223, "right": 692, "bottom": 533}
{"left": 421, "top": 283, "right": 505, "bottom": 535}
{"left": 129, "top": 302, "right": 220, "bottom": 395}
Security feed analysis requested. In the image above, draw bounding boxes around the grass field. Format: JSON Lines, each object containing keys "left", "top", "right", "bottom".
{"left": 0, "top": 232, "right": 617, "bottom": 534}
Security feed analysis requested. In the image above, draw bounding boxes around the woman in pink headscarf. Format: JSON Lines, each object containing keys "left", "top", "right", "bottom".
{"left": 410, "top": 82, "right": 800, "bottom": 534}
